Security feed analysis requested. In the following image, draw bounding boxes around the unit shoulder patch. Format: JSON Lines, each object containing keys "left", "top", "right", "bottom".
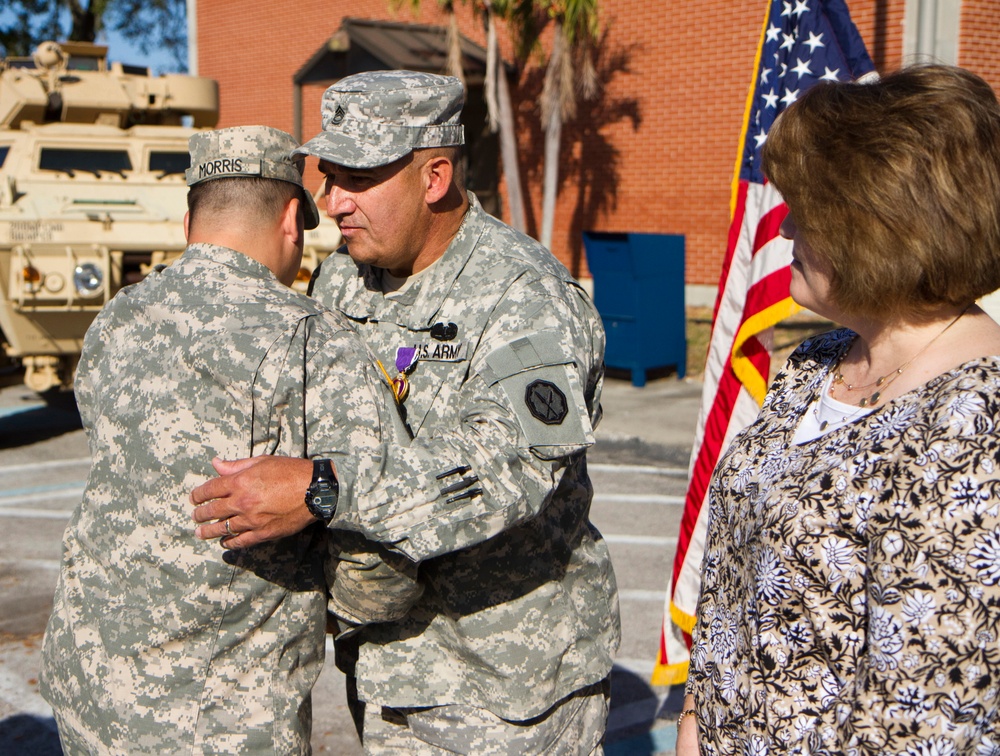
{"left": 524, "top": 379, "right": 567, "bottom": 425}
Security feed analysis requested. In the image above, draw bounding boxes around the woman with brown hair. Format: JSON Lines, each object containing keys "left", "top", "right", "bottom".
{"left": 679, "top": 65, "right": 1000, "bottom": 755}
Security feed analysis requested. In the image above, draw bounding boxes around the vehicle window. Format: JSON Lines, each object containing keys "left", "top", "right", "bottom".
{"left": 38, "top": 147, "right": 132, "bottom": 177}
{"left": 149, "top": 151, "right": 190, "bottom": 177}
{"left": 67, "top": 55, "right": 101, "bottom": 72}
{"left": 0, "top": 145, "right": 9, "bottom": 168}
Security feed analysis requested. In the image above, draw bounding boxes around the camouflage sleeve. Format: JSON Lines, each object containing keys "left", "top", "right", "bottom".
{"left": 75, "top": 294, "right": 135, "bottom": 449}
{"left": 326, "top": 530, "right": 423, "bottom": 628}
{"left": 342, "top": 275, "right": 605, "bottom": 562}
{"left": 74, "top": 311, "right": 104, "bottom": 435}
{"left": 298, "top": 314, "right": 424, "bottom": 624}
{"left": 299, "top": 313, "right": 394, "bottom": 506}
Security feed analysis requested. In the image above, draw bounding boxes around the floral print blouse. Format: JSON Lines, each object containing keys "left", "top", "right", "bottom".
{"left": 688, "top": 329, "right": 1000, "bottom": 755}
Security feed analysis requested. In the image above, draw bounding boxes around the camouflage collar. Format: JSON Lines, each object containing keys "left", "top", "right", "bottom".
{"left": 183, "top": 242, "right": 280, "bottom": 283}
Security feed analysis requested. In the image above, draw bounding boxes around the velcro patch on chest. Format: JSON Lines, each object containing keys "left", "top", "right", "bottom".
{"left": 412, "top": 340, "right": 467, "bottom": 362}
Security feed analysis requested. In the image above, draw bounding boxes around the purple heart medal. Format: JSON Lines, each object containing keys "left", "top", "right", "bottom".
{"left": 391, "top": 346, "right": 418, "bottom": 402}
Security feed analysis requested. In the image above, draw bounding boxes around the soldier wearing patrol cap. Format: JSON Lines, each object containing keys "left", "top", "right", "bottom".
{"left": 192, "top": 73, "right": 621, "bottom": 754}
{"left": 40, "top": 125, "right": 418, "bottom": 753}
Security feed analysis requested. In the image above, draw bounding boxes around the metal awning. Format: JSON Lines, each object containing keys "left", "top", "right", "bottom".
{"left": 292, "top": 18, "right": 501, "bottom": 141}
{"left": 294, "top": 17, "right": 491, "bottom": 87}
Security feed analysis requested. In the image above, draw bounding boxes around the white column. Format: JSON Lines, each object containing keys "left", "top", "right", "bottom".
{"left": 186, "top": 0, "right": 199, "bottom": 76}
{"left": 903, "top": 0, "right": 961, "bottom": 64}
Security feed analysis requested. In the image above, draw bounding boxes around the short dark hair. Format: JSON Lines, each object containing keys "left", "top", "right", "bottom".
{"left": 442, "top": 145, "right": 465, "bottom": 189}
{"left": 187, "top": 177, "right": 301, "bottom": 229}
{"left": 413, "top": 145, "right": 466, "bottom": 190}
{"left": 762, "top": 64, "right": 1000, "bottom": 319}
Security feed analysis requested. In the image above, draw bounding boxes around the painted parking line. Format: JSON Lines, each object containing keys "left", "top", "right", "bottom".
{"left": 0, "top": 508, "right": 73, "bottom": 519}
{"left": 0, "top": 558, "right": 61, "bottom": 570}
{"left": 0, "top": 457, "right": 90, "bottom": 474}
{"left": 604, "top": 534, "right": 677, "bottom": 547}
{"left": 619, "top": 589, "right": 668, "bottom": 602}
{"left": 594, "top": 493, "right": 684, "bottom": 506}
{"left": 0, "top": 483, "right": 85, "bottom": 505}
{"left": 0, "top": 403, "right": 45, "bottom": 421}
{"left": 590, "top": 463, "right": 687, "bottom": 478}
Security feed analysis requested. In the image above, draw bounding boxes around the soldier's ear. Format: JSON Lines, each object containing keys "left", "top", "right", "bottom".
{"left": 281, "top": 196, "right": 304, "bottom": 243}
{"left": 423, "top": 155, "right": 454, "bottom": 205}
{"left": 183, "top": 211, "right": 191, "bottom": 241}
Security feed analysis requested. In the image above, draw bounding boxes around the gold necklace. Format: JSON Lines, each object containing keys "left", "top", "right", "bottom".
{"left": 813, "top": 378, "right": 872, "bottom": 431}
{"left": 831, "top": 306, "right": 969, "bottom": 408}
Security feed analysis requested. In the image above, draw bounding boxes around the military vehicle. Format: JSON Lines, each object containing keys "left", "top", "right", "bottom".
{"left": 0, "top": 41, "right": 340, "bottom": 393}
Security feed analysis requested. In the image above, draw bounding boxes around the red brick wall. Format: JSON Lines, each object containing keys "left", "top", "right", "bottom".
{"left": 197, "top": 0, "right": 490, "bottom": 226}
{"left": 960, "top": 0, "right": 1000, "bottom": 91}
{"left": 196, "top": 0, "right": 993, "bottom": 285}
{"left": 554, "top": 0, "right": 908, "bottom": 284}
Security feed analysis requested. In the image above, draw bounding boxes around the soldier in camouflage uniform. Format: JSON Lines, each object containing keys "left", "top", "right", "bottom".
{"left": 40, "top": 125, "right": 418, "bottom": 754}
{"left": 191, "top": 73, "right": 621, "bottom": 754}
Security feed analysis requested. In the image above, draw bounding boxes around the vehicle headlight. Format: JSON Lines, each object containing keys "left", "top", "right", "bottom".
{"left": 73, "top": 262, "right": 104, "bottom": 297}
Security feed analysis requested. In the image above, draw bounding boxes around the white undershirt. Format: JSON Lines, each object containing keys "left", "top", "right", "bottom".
{"left": 381, "top": 260, "right": 437, "bottom": 298}
{"left": 793, "top": 373, "right": 875, "bottom": 445}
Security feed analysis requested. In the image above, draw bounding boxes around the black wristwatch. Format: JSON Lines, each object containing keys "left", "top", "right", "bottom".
{"left": 305, "top": 458, "right": 339, "bottom": 523}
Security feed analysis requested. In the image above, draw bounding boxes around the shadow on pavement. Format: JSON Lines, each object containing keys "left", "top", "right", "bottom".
{"left": 605, "top": 664, "right": 687, "bottom": 756}
{"left": 0, "top": 714, "right": 62, "bottom": 754}
{"left": 0, "top": 392, "right": 81, "bottom": 449}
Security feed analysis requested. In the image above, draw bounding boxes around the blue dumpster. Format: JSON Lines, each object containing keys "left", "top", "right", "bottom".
{"left": 583, "top": 232, "right": 686, "bottom": 387}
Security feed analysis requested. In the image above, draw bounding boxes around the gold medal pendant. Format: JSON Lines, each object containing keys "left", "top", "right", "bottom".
{"left": 377, "top": 346, "right": 418, "bottom": 405}
{"left": 391, "top": 374, "right": 410, "bottom": 402}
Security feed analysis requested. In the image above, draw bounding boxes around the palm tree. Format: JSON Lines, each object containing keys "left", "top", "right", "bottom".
{"left": 393, "top": 0, "right": 462, "bottom": 79}
{"left": 481, "top": 0, "right": 600, "bottom": 244}
{"left": 391, "top": 0, "right": 601, "bottom": 247}
{"left": 536, "top": 0, "right": 599, "bottom": 250}
{"left": 485, "top": 0, "right": 601, "bottom": 248}
{"left": 483, "top": 0, "right": 527, "bottom": 232}
{"left": 393, "top": 0, "right": 527, "bottom": 232}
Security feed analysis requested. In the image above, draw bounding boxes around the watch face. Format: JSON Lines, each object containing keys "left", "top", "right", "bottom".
{"left": 307, "top": 491, "right": 336, "bottom": 521}
{"left": 307, "top": 459, "right": 338, "bottom": 522}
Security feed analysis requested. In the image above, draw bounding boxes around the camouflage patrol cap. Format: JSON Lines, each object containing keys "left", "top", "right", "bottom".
{"left": 295, "top": 70, "right": 465, "bottom": 169}
{"left": 187, "top": 125, "right": 320, "bottom": 230}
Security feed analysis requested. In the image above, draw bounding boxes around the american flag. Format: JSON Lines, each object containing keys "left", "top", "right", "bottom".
{"left": 652, "top": 0, "right": 875, "bottom": 686}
